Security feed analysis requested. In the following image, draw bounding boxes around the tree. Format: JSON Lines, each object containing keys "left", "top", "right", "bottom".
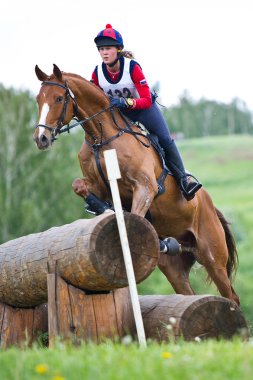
{"left": 0, "top": 85, "right": 85, "bottom": 243}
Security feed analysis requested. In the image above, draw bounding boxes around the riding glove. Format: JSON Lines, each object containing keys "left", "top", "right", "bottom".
{"left": 110, "top": 97, "right": 128, "bottom": 109}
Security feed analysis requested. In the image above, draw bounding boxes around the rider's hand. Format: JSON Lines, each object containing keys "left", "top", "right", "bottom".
{"left": 110, "top": 96, "right": 128, "bottom": 109}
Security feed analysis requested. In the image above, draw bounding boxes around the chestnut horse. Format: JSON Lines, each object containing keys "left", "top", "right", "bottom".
{"left": 33, "top": 64, "right": 239, "bottom": 305}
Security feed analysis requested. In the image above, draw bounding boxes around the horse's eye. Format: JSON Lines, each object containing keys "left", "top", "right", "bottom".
{"left": 56, "top": 96, "right": 63, "bottom": 103}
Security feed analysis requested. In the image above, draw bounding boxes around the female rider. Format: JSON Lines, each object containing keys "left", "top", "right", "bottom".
{"left": 91, "top": 24, "right": 202, "bottom": 200}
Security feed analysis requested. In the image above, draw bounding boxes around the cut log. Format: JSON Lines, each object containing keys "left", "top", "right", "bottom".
{"left": 47, "top": 274, "right": 134, "bottom": 346}
{"left": 139, "top": 295, "right": 249, "bottom": 341}
{"left": 0, "top": 212, "right": 159, "bottom": 307}
{"left": 0, "top": 302, "right": 48, "bottom": 348}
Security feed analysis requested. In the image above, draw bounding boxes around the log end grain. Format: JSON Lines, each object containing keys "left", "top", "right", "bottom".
{"left": 90, "top": 212, "right": 159, "bottom": 287}
{"left": 179, "top": 296, "right": 249, "bottom": 341}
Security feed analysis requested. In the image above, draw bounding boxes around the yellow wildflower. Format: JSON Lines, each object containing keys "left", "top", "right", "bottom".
{"left": 35, "top": 363, "right": 49, "bottom": 374}
{"left": 52, "top": 376, "right": 65, "bottom": 380}
{"left": 161, "top": 351, "right": 173, "bottom": 359}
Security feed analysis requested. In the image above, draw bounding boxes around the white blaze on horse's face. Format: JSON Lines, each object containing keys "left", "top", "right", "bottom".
{"left": 38, "top": 103, "right": 50, "bottom": 137}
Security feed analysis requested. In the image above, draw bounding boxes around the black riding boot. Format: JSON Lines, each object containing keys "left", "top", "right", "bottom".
{"left": 164, "top": 140, "right": 202, "bottom": 200}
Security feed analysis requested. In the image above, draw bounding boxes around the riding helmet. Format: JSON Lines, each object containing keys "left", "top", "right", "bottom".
{"left": 94, "top": 24, "right": 124, "bottom": 48}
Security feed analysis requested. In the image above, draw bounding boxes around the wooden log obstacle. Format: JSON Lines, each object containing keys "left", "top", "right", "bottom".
{"left": 0, "top": 281, "right": 248, "bottom": 347}
{"left": 0, "top": 211, "right": 159, "bottom": 307}
{"left": 0, "top": 211, "right": 159, "bottom": 347}
{"left": 47, "top": 278, "right": 248, "bottom": 344}
{"left": 0, "top": 212, "right": 249, "bottom": 347}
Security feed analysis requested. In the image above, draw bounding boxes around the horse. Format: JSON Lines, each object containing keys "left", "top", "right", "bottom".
{"left": 33, "top": 64, "right": 240, "bottom": 306}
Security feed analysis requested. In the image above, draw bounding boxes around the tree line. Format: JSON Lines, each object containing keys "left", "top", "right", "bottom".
{"left": 0, "top": 84, "right": 252, "bottom": 243}
{"left": 162, "top": 90, "right": 253, "bottom": 138}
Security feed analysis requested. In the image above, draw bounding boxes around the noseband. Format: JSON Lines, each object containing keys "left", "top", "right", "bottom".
{"left": 35, "top": 81, "right": 79, "bottom": 140}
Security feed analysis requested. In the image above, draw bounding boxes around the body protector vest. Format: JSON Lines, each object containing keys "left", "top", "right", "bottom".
{"left": 97, "top": 58, "right": 140, "bottom": 99}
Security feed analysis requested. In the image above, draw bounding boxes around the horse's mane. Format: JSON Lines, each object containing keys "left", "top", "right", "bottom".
{"left": 48, "top": 71, "right": 108, "bottom": 101}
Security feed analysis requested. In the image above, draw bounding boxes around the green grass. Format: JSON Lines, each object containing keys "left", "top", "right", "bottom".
{"left": 0, "top": 339, "right": 253, "bottom": 380}
{"left": 138, "top": 134, "right": 253, "bottom": 332}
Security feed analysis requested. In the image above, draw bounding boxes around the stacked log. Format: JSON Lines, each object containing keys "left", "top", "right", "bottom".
{"left": 0, "top": 291, "right": 248, "bottom": 347}
{"left": 0, "top": 211, "right": 159, "bottom": 307}
{"left": 47, "top": 275, "right": 133, "bottom": 345}
{"left": 0, "top": 302, "right": 48, "bottom": 348}
{"left": 139, "top": 295, "right": 249, "bottom": 341}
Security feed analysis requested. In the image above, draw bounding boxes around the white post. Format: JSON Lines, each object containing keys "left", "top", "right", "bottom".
{"left": 104, "top": 149, "right": 147, "bottom": 348}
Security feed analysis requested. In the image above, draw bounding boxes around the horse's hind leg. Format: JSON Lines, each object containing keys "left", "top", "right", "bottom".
{"left": 196, "top": 239, "right": 240, "bottom": 306}
{"left": 206, "top": 262, "right": 239, "bottom": 306}
{"left": 231, "top": 285, "right": 240, "bottom": 305}
{"left": 158, "top": 252, "right": 196, "bottom": 295}
{"left": 195, "top": 192, "right": 240, "bottom": 305}
{"left": 204, "top": 256, "right": 240, "bottom": 305}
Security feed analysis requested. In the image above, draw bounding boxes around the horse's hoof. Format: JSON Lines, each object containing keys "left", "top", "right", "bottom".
{"left": 159, "top": 237, "right": 182, "bottom": 256}
{"left": 84, "top": 193, "right": 114, "bottom": 216}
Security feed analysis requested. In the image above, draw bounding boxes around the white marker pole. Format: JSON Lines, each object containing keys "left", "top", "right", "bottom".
{"left": 104, "top": 149, "right": 147, "bottom": 348}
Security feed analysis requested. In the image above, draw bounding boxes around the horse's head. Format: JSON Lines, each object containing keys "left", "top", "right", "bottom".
{"left": 34, "top": 64, "right": 78, "bottom": 150}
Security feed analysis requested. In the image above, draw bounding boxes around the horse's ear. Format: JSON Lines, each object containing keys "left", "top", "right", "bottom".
{"left": 35, "top": 65, "right": 48, "bottom": 81}
{"left": 53, "top": 64, "right": 62, "bottom": 81}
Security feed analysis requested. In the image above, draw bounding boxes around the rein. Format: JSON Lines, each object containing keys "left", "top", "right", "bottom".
{"left": 58, "top": 106, "right": 113, "bottom": 136}
{"left": 35, "top": 80, "right": 151, "bottom": 148}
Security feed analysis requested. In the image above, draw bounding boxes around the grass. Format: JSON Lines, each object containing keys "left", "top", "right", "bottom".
{"left": 0, "top": 339, "right": 253, "bottom": 380}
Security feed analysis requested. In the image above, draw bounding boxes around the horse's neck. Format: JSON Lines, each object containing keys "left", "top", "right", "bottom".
{"left": 70, "top": 76, "right": 119, "bottom": 140}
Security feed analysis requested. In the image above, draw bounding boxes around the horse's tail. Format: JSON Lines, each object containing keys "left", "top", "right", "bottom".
{"left": 215, "top": 207, "right": 239, "bottom": 280}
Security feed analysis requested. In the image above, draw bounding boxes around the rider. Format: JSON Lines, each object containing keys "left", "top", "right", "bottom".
{"left": 92, "top": 24, "right": 202, "bottom": 200}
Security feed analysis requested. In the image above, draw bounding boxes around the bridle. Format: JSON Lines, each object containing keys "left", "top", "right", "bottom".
{"left": 35, "top": 80, "right": 151, "bottom": 149}
{"left": 35, "top": 80, "right": 118, "bottom": 142}
{"left": 35, "top": 81, "right": 79, "bottom": 140}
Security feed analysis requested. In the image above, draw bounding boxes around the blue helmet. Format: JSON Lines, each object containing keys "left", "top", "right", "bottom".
{"left": 94, "top": 24, "right": 124, "bottom": 48}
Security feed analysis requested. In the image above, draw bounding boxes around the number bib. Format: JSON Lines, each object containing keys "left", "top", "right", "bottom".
{"left": 97, "top": 58, "right": 140, "bottom": 99}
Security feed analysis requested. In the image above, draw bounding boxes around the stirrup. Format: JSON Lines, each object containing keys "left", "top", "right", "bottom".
{"left": 180, "top": 175, "right": 202, "bottom": 200}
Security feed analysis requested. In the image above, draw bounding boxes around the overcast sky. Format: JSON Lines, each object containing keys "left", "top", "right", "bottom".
{"left": 1, "top": 0, "right": 253, "bottom": 110}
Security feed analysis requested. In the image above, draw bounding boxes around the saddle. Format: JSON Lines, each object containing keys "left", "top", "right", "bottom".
{"left": 84, "top": 130, "right": 171, "bottom": 217}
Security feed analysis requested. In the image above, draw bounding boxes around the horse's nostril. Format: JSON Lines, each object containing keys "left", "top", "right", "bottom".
{"left": 39, "top": 134, "right": 49, "bottom": 148}
{"left": 39, "top": 134, "right": 48, "bottom": 144}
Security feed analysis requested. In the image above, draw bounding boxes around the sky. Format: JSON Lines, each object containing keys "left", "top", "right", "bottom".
{"left": 1, "top": 0, "right": 253, "bottom": 110}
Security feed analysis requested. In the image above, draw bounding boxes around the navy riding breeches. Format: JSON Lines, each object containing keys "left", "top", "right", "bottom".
{"left": 122, "top": 102, "right": 173, "bottom": 149}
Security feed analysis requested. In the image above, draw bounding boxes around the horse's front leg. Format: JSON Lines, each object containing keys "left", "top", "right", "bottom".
{"left": 72, "top": 178, "right": 90, "bottom": 198}
{"left": 72, "top": 178, "right": 112, "bottom": 215}
{"left": 131, "top": 180, "right": 157, "bottom": 217}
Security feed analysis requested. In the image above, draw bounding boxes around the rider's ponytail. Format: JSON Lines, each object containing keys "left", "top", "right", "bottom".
{"left": 120, "top": 50, "right": 135, "bottom": 59}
